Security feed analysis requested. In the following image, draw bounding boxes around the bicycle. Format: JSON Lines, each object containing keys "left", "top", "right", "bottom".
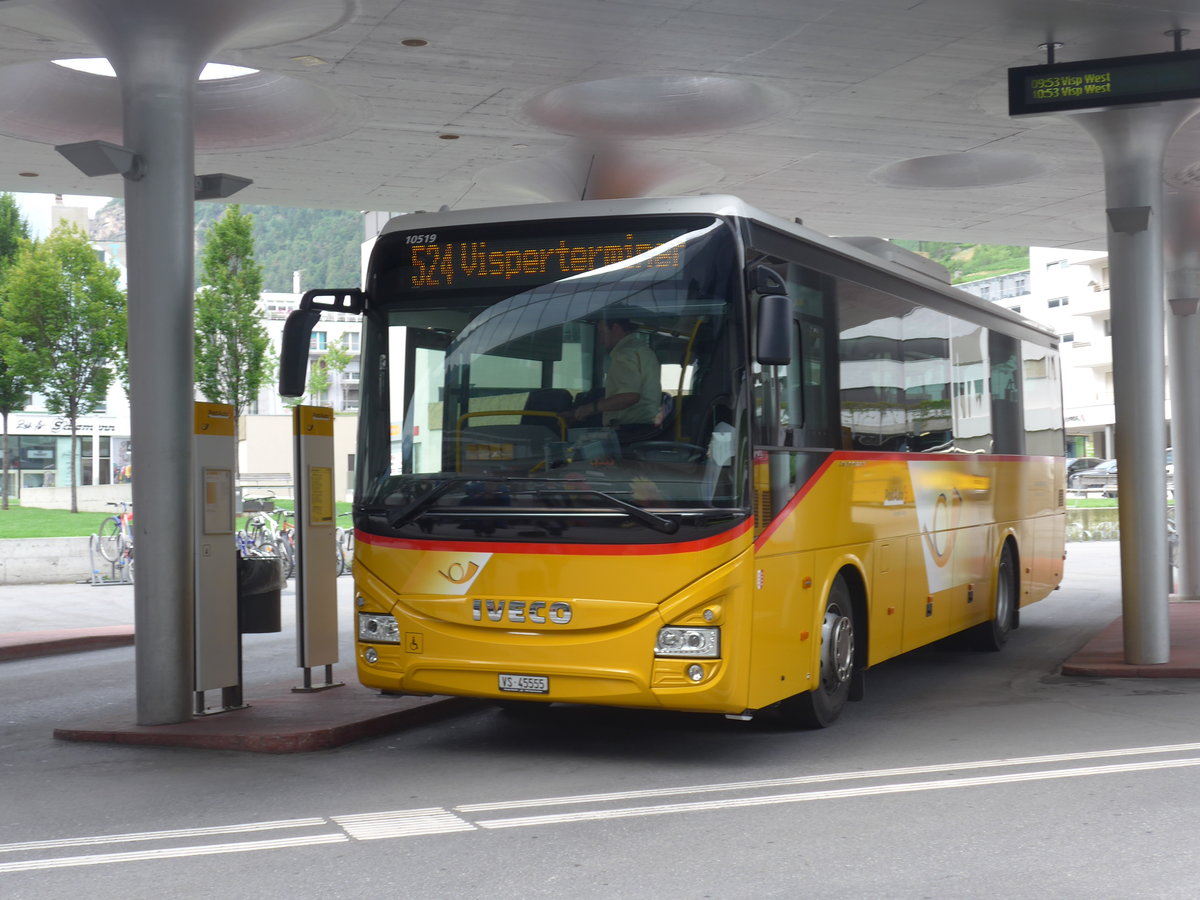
{"left": 335, "top": 512, "right": 354, "bottom": 576}
{"left": 243, "top": 495, "right": 296, "bottom": 579}
{"left": 95, "top": 501, "right": 134, "bottom": 581}
{"left": 97, "top": 501, "right": 134, "bottom": 564}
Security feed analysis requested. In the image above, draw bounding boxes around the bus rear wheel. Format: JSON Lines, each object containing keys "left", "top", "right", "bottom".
{"left": 777, "top": 575, "right": 856, "bottom": 729}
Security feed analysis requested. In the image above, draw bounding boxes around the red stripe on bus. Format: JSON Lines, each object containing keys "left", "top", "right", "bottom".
{"left": 749, "top": 450, "right": 1054, "bottom": 549}
{"left": 356, "top": 518, "right": 753, "bottom": 556}
{"left": 752, "top": 453, "right": 838, "bottom": 549}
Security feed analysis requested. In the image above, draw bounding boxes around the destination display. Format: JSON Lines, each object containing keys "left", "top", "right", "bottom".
{"left": 1009, "top": 48, "right": 1200, "bottom": 116}
{"left": 400, "top": 225, "right": 694, "bottom": 290}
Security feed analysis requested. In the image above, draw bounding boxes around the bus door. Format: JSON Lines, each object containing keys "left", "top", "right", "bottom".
{"left": 748, "top": 259, "right": 840, "bottom": 527}
{"left": 395, "top": 326, "right": 453, "bottom": 475}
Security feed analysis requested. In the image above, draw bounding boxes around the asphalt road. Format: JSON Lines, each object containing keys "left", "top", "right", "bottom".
{"left": 4, "top": 541, "right": 1200, "bottom": 899}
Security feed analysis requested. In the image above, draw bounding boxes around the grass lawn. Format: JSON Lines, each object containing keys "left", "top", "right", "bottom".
{"left": 0, "top": 500, "right": 352, "bottom": 540}
{"left": 0, "top": 504, "right": 107, "bottom": 539}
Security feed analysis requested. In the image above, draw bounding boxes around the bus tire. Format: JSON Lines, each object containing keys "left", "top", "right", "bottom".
{"left": 777, "top": 574, "right": 856, "bottom": 729}
{"left": 976, "top": 543, "right": 1017, "bottom": 651}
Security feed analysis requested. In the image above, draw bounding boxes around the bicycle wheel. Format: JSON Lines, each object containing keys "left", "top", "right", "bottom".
{"left": 279, "top": 535, "right": 296, "bottom": 579}
{"left": 97, "top": 516, "right": 122, "bottom": 562}
{"left": 335, "top": 539, "right": 346, "bottom": 577}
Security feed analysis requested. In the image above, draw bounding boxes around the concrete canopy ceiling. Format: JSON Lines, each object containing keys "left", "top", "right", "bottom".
{"left": 1, "top": 0, "right": 1199, "bottom": 249}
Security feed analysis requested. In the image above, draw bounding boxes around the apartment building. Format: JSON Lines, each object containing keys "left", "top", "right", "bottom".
{"left": 959, "top": 247, "right": 1118, "bottom": 458}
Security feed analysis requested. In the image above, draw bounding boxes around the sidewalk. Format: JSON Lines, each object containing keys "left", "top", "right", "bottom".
{"left": 3, "top": 546, "right": 1199, "bottom": 753}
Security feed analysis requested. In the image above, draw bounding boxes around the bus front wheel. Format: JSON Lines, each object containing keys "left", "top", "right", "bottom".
{"left": 777, "top": 575, "right": 856, "bottom": 729}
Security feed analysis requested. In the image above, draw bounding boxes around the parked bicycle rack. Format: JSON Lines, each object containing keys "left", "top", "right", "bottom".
{"left": 88, "top": 533, "right": 134, "bottom": 586}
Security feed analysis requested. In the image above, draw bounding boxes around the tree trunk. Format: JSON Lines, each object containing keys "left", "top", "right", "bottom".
{"left": 69, "top": 416, "right": 78, "bottom": 514}
{"left": 1, "top": 410, "right": 9, "bottom": 511}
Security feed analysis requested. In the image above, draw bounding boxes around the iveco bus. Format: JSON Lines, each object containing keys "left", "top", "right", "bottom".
{"left": 279, "top": 196, "right": 1065, "bottom": 727}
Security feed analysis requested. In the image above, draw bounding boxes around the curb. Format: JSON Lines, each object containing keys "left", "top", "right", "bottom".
{"left": 0, "top": 625, "right": 135, "bottom": 661}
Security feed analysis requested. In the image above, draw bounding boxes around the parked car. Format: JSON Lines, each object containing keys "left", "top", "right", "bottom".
{"left": 1069, "top": 458, "right": 1117, "bottom": 492}
{"left": 1066, "top": 456, "right": 1104, "bottom": 480}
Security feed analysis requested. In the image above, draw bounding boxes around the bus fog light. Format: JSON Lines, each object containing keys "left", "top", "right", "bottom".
{"left": 358, "top": 613, "right": 400, "bottom": 643}
{"left": 687, "top": 664, "right": 705, "bottom": 682}
{"left": 655, "top": 626, "right": 719, "bottom": 658}
{"left": 363, "top": 647, "right": 379, "bottom": 664}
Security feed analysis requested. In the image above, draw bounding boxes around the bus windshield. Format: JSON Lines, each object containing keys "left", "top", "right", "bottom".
{"left": 357, "top": 214, "right": 747, "bottom": 542}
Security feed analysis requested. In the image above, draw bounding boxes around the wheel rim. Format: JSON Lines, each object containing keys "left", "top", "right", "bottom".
{"left": 821, "top": 603, "right": 855, "bottom": 689}
{"left": 996, "top": 557, "right": 1014, "bottom": 632}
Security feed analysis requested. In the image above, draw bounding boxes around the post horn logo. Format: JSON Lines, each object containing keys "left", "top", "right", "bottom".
{"left": 439, "top": 561, "right": 480, "bottom": 584}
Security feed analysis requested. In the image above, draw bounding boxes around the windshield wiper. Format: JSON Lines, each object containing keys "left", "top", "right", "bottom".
{"left": 385, "top": 477, "right": 477, "bottom": 528}
{"left": 380, "top": 477, "right": 680, "bottom": 534}
{"left": 534, "top": 488, "right": 679, "bottom": 534}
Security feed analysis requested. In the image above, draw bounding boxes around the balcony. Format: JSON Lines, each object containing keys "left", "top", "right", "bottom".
{"left": 1069, "top": 288, "right": 1110, "bottom": 317}
{"left": 1067, "top": 336, "right": 1112, "bottom": 370}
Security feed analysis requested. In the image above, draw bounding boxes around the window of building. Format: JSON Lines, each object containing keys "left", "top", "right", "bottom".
{"left": 342, "top": 332, "right": 360, "bottom": 352}
{"left": 310, "top": 331, "right": 327, "bottom": 351}
{"left": 1048, "top": 296, "right": 1068, "bottom": 308}
{"left": 1061, "top": 333, "right": 1074, "bottom": 343}
{"left": 1103, "top": 318, "right": 1112, "bottom": 337}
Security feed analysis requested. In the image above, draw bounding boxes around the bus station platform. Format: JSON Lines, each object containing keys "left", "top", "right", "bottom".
{"left": 1059, "top": 602, "right": 1200, "bottom": 678}
{"left": 0, "top": 578, "right": 475, "bottom": 753}
{"left": 3, "top": 554, "right": 1200, "bottom": 752}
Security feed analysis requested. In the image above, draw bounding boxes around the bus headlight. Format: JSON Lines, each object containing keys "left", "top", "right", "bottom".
{"left": 358, "top": 613, "right": 400, "bottom": 643}
{"left": 655, "top": 626, "right": 720, "bottom": 658}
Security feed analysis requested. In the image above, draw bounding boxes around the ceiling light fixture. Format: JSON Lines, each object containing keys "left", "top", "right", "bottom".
{"left": 52, "top": 58, "right": 258, "bottom": 81}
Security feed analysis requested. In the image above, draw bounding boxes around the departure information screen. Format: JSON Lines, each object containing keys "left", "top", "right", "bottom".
{"left": 393, "top": 222, "right": 702, "bottom": 291}
{"left": 1009, "top": 48, "right": 1200, "bottom": 116}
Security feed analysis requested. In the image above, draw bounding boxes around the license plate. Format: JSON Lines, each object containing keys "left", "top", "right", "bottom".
{"left": 498, "top": 674, "right": 549, "bottom": 694}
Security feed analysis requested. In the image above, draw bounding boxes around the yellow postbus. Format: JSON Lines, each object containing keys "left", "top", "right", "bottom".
{"left": 280, "top": 196, "right": 1065, "bottom": 727}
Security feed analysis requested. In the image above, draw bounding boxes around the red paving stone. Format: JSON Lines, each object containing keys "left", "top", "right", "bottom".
{"left": 1061, "top": 602, "right": 1200, "bottom": 678}
{"left": 52, "top": 687, "right": 478, "bottom": 753}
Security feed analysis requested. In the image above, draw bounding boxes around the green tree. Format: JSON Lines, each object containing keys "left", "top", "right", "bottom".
{"left": 0, "top": 222, "right": 125, "bottom": 513}
{"left": 194, "top": 205, "right": 271, "bottom": 431}
{"left": 0, "top": 193, "right": 31, "bottom": 509}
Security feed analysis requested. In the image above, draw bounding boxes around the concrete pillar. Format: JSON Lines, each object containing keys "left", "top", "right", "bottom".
{"left": 53, "top": 0, "right": 259, "bottom": 724}
{"left": 1165, "top": 191, "right": 1200, "bottom": 602}
{"left": 1075, "top": 103, "right": 1200, "bottom": 664}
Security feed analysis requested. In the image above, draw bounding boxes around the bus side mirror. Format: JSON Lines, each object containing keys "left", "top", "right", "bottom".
{"left": 278, "top": 289, "right": 367, "bottom": 398}
{"left": 756, "top": 294, "right": 792, "bottom": 365}
{"left": 279, "top": 308, "right": 322, "bottom": 398}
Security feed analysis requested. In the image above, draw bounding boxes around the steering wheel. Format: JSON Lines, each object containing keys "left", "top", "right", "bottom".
{"left": 623, "top": 441, "right": 708, "bottom": 464}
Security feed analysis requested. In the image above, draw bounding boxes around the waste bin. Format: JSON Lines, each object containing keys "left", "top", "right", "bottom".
{"left": 236, "top": 554, "right": 284, "bottom": 633}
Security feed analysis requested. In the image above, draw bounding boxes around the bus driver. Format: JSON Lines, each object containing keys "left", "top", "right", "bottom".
{"left": 570, "top": 316, "right": 661, "bottom": 428}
